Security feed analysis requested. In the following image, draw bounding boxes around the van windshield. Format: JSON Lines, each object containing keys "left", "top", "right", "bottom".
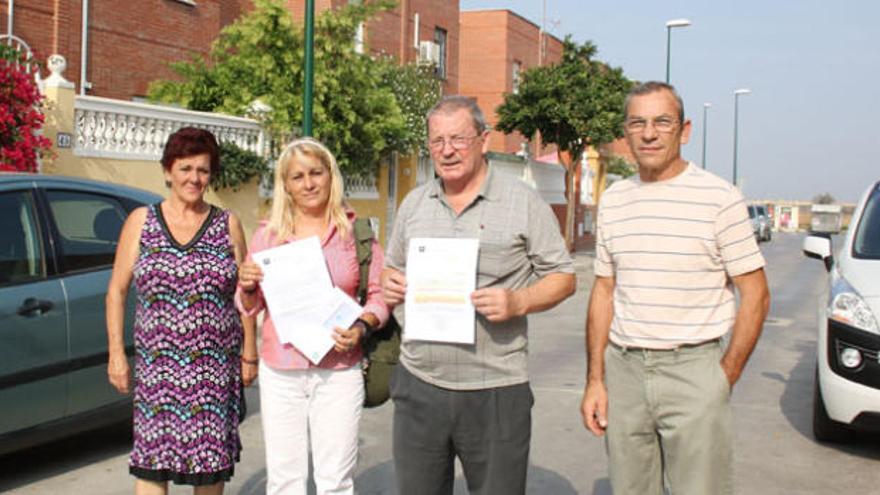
{"left": 853, "top": 185, "right": 880, "bottom": 258}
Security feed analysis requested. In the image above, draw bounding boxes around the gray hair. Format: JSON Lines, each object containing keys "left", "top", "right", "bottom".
{"left": 426, "top": 95, "right": 489, "bottom": 135}
{"left": 624, "top": 81, "right": 685, "bottom": 122}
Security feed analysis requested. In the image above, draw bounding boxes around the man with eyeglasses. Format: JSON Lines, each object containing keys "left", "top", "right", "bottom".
{"left": 381, "top": 95, "right": 576, "bottom": 494}
{"left": 580, "top": 81, "right": 770, "bottom": 494}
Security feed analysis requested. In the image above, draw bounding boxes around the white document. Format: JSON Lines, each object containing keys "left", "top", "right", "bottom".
{"left": 404, "top": 237, "right": 479, "bottom": 344}
{"left": 321, "top": 287, "right": 364, "bottom": 338}
{"left": 255, "top": 237, "right": 362, "bottom": 364}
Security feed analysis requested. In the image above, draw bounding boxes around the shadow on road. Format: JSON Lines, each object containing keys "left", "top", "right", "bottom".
{"left": 591, "top": 477, "right": 612, "bottom": 494}
{"left": 775, "top": 338, "right": 880, "bottom": 460}
{"left": 0, "top": 385, "right": 262, "bottom": 494}
{"left": 353, "top": 460, "right": 578, "bottom": 494}
{"left": 0, "top": 420, "right": 132, "bottom": 493}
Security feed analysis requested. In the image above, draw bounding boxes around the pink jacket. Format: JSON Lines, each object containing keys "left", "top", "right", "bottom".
{"left": 236, "top": 213, "right": 389, "bottom": 370}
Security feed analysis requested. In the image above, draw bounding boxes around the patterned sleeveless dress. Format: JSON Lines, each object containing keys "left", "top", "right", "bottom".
{"left": 130, "top": 204, "right": 243, "bottom": 485}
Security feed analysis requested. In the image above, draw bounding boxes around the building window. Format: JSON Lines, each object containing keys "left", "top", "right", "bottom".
{"left": 512, "top": 60, "right": 522, "bottom": 93}
{"left": 434, "top": 27, "right": 447, "bottom": 79}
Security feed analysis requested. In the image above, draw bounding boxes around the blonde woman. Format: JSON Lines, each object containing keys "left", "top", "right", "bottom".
{"left": 236, "top": 138, "right": 388, "bottom": 495}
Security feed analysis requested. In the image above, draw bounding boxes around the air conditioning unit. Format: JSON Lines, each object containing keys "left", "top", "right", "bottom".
{"left": 417, "top": 40, "right": 440, "bottom": 66}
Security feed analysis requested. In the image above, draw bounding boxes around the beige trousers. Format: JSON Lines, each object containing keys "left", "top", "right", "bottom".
{"left": 605, "top": 340, "right": 732, "bottom": 495}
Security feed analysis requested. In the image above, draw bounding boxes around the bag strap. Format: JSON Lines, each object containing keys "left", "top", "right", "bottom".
{"left": 353, "top": 218, "right": 374, "bottom": 305}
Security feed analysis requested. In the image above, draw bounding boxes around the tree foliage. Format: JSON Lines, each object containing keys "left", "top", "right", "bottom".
{"left": 149, "top": 0, "right": 431, "bottom": 178}
{"left": 0, "top": 45, "right": 52, "bottom": 172}
{"left": 215, "top": 141, "right": 270, "bottom": 191}
{"left": 378, "top": 60, "right": 442, "bottom": 155}
{"left": 495, "top": 37, "right": 632, "bottom": 247}
{"left": 495, "top": 37, "right": 632, "bottom": 160}
{"left": 813, "top": 192, "right": 836, "bottom": 204}
{"left": 606, "top": 154, "right": 636, "bottom": 178}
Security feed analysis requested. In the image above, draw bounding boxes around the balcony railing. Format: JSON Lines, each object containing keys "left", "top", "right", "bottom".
{"left": 345, "top": 174, "right": 379, "bottom": 199}
{"left": 74, "top": 96, "right": 267, "bottom": 160}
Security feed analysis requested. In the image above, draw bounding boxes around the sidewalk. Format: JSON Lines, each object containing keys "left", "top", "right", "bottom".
{"left": 228, "top": 249, "right": 599, "bottom": 495}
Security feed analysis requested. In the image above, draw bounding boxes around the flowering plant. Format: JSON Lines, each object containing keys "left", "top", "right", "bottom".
{"left": 1, "top": 46, "right": 52, "bottom": 172}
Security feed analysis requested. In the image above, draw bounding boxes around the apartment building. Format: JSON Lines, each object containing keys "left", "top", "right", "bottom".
{"left": 1, "top": 0, "right": 458, "bottom": 99}
{"left": 459, "top": 9, "right": 562, "bottom": 156}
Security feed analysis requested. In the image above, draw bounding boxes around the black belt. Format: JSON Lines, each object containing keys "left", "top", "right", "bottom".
{"left": 610, "top": 338, "right": 721, "bottom": 352}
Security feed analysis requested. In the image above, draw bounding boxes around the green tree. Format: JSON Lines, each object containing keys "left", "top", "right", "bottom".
{"left": 813, "top": 192, "right": 836, "bottom": 204}
{"left": 496, "top": 38, "right": 632, "bottom": 248}
{"left": 149, "top": 0, "right": 430, "bottom": 178}
{"left": 606, "top": 155, "right": 635, "bottom": 178}
{"left": 378, "top": 60, "right": 442, "bottom": 155}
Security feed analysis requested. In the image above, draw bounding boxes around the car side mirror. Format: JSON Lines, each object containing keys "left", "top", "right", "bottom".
{"left": 803, "top": 235, "right": 833, "bottom": 272}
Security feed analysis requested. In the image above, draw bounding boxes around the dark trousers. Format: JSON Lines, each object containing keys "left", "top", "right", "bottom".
{"left": 391, "top": 364, "right": 533, "bottom": 495}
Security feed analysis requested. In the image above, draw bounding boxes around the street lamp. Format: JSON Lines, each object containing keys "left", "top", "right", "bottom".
{"left": 732, "top": 88, "right": 751, "bottom": 187}
{"left": 303, "top": 0, "right": 315, "bottom": 136}
{"left": 665, "top": 18, "right": 691, "bottom": 83}
{"left": 701, "top": 103, "right": 711, "bottom": 169}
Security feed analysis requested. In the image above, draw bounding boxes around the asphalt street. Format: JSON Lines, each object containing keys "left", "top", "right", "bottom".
{"left": 2, "top": 232, "right": 879, "bottom": 494}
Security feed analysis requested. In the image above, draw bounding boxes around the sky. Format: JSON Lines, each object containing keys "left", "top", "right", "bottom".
{"left": 460, "top": 0, "right": 880, "bottom": 203}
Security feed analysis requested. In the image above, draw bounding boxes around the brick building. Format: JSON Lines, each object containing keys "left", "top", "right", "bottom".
{"left": 2, "top": 0, "right": 234, "bottom": 100}
{"left": 459, "top": 9, "right": 562, "bottom": 156}
{"left": 1, "top": 0, "right": 459, "bottom": 100}
{"left": 285, "top": 0, "right": 459, "bottom": 94}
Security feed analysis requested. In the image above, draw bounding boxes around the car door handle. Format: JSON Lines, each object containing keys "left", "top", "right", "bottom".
{"left": 17, "top": 297, "right": 54, "bottom": 316}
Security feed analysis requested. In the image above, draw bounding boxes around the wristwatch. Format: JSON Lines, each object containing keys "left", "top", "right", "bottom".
{"left": 354, "top": 318, "right": 374, "bottom": 338}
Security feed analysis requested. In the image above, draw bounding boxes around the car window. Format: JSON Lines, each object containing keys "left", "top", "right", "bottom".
{"left": 46, "top": 190, "right": 127, "bottom": 272}
{"left": 748, "top": 206, "right": 756, "bottom": 218}
{"left": 0, "top": 191, "right": 45, "bottom": 286}
{"left": 757, "top": 206, "right": 767, "bottom": 216}
{"left": 853, "top": 186, "right": 880, "bottom": 258}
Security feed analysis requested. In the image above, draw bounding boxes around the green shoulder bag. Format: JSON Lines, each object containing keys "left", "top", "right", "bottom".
{"left": 353, "top": 219, "right": 401, "bottom": 408}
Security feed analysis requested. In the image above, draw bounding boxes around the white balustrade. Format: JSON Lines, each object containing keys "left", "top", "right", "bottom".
{"left": 345, "top": 174, "right": 380, "bottom": 199}
{"left": 74, "top": 95, "right": 267, "bottom": 160}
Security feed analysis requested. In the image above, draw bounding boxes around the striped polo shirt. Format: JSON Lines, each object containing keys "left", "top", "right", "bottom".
{"left": 594, "top": 162, "right": 765, "bottom": 349}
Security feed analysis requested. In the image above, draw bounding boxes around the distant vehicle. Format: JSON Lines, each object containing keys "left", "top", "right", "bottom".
{"left": 748, "top": 204, "right": 771, "bottom": 242}
{"left": 0, "top": 173, "right": 161, "bottom": 455}
{"left": 802, "top": 180, "right": 880, "bottom": 442}
{"left": 811, "top": 204, "right": 842, "bottom": 235}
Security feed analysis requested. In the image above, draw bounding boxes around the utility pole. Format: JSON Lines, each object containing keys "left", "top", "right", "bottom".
{"left": 303, "top": 0, "right": 315, "bottom": 136}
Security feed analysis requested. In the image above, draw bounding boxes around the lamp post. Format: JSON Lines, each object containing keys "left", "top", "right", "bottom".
{"left": 701, "top": 103, "right": 710, "bottom": 169}
{"left": 302, "top": 0, "right": 315, "bottom": 136}
{"left": 665, "top": 18, "right": 691, "bottom": 83}
{"left": 732, "top": 88, "right": 751, "bottom": 187}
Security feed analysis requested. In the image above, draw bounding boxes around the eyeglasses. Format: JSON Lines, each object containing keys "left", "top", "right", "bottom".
{"left": 624, "top": 117, "right": 680, "bottom": 134}
{"left": 428, "top": 134, "right": 480, "bottom": 151}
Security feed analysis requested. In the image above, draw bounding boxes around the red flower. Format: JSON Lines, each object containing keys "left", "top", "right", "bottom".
{"left": 0, "top": 51, "right": 52, "bottom": 173}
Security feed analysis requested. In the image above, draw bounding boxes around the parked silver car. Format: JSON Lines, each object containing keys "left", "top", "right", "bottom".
{"left": 0, "top": 173, "right": 161, "bottom": 455}
{"left": 748, "top": 204, "right": 772, "bottom": 242}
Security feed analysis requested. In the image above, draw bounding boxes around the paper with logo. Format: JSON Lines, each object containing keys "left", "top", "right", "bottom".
{"left": 404, "top": 237, "right": 479, "bottom": 344}
{"left": 256, "top": 236, "right": 360, "bottom": 364}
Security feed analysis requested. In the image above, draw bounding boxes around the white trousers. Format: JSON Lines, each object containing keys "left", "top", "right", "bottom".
{"left": 259, "top": 362, "right": 364, "bottom": 495}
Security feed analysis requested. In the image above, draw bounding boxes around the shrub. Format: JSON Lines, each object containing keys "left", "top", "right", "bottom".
{"left": 0, "top": 46, "right": 52, "bottom": 172}
{"left": 215, "top": 141, "right": 270, "bottom": 191}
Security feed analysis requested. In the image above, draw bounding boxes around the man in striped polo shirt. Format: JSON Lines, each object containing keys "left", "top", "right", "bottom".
{"left": 581, "top": 81, "right": 770, "bottom": 494}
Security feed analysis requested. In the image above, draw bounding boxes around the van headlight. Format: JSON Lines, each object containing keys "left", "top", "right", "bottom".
{"left": 829, "top": 271, "right": 880, "bottom": 334}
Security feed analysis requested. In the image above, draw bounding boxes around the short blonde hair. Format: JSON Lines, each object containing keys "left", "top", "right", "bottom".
{"left": 266, "top": 137, "right": 350, "bottom": 243}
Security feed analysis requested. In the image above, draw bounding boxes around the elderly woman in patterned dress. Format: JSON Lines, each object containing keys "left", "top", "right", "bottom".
{"left": 105, "top": 127, "right": 257, "bottom": 495}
